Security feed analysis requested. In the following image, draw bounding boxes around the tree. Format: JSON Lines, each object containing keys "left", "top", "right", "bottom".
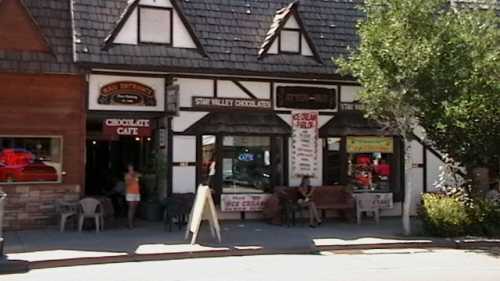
{"left": 336, "top": 0, "right": 499, "bottom": 234}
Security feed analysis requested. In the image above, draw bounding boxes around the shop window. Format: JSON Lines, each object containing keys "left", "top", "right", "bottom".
{"left": 0, "top": 136, "right": 62, "bottom": 183}
{"left": 139, "top": 7, "right": 172, "bottom": 44}
{"left": 222, "top": 136, "right": 272, "bottom": 194}
{"left": 346, "top": 137, "right": 394, "bottom": 192}
{"left": 279, "top": 29, "right": 301, "bottom": 53}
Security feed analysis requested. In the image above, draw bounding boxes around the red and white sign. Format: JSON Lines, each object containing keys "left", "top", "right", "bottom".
{"left": 291, "top": 111, "right": 319, "bottom": 177}
{"left": 103, "top": 119, "right": 152, "bottom": 137}
{"left": 221, "top": 194, "right": 272, "bottom": 212}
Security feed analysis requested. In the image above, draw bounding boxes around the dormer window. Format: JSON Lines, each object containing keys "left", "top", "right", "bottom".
{"left": 279, "top": 29, "right": 301, "bottom": 53}
{"left": 258, "top": 1, "right": 322, "bottom": 63}
{"left": 102, "top": 0, "right": 206, "bottom": 56}
{"left": 138, "top": 6, "right": 172, "bottom": 44}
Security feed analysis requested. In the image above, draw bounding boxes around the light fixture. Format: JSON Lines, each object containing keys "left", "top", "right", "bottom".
{"left": 135, "top": 137, "right": 141, "bottom": 142}
{"left": 147, "top": 137, "right": 152, "bottom": 142}
{"left": 92, "top": 141, "right": 97, "bottom": 145}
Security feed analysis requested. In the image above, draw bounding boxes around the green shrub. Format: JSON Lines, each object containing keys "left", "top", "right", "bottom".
{"left": 420, "top": 193, "right": 471, "bottom": 237}
{"left": 468, "top": 199, "right": 500, "bottom": 236}
{"left": 420, "top": 193, "right": 500, "bottom": 237}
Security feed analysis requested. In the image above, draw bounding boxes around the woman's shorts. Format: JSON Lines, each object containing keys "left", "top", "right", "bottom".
{"left": 126, "top": 193, "right": 141, "bottom": 202}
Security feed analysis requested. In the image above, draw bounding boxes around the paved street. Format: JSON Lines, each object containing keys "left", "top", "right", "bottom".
{"left": 3, "top": 248, "right": 500, "bottom": 281}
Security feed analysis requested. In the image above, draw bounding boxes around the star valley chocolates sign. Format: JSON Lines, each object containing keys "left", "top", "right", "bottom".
{"left": 192, "top": 97, "right": 272, "bottom": 111}
{"left": 291, "top": 111, "right": 319, "bottom": 177}
{"left": 103, "top": 119, "right": 152, "bottom": 137}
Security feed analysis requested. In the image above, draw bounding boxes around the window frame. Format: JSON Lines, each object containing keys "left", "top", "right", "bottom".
{"left": 0, "top": 135, "right": 64, "bottom": 185}
{"left": 137, "top": 5, "right": 174, "bottom": 46}
{"left": 278, "top": 28, "right": 302, "bottom": 54}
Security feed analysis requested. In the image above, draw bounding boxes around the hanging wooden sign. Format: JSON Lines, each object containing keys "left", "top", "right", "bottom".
{"left": 185, "top": 185, "right": 221, "bottom": 245}
{"left": 98, "top": 81, "right": 157, "bottom": 106}
{"left": 277, "top": 86, "right": 336, "bottom": 109}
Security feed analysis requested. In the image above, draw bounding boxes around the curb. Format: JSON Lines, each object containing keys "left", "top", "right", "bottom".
{"left": 27, "top": 246, "right": 317, "bottom": 271}
{"left": 2, "top": 240, "right": 500, "bottom": 274}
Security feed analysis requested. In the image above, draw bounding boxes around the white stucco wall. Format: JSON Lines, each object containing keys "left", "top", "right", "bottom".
{"left": 114, "top": 10, "right": 138, "bottom": 45}
{"left": 140, "top": 0, "right": 172, "bottom": 7}
{"left": 176, "top": 78, "right": 213, "bottom": 108}
{"left": 171, "top": 111, "right": 208, "bottom": 133}
{"left": 172, "top": 135, "right": 197, "bottom": 193}
{"left": 240, "top": 81, "right": 271, "bottom": 100}
{"left": 340, "top": 86, "right": 363, "bottom": 102}
{"left": 218, "top": 80, "right": 250, "bottom": 99}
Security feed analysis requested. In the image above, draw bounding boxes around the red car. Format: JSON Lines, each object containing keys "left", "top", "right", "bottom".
{"left": 0, "top": 149, "right": 58, "bottom": 182}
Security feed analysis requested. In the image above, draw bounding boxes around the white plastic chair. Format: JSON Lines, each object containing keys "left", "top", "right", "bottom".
{"left": 55, "top": 200, "right": 78, "bottom": 232}
{"left": 355, "top": 193, "right": 380, "bottom": 224}
{"left": 78, "top": 198, "right": 104, "bottom": 232}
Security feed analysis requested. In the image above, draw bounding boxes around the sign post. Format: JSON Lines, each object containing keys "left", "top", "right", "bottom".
{"left": 185, "top": 185, "right": 221, "bottom": 245}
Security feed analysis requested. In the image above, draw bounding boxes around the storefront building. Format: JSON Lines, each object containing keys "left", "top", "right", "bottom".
{"left": 0, "top": 0, "right": 85, "bottom": 230}
{"left": 70, "top": 0, "right": 450, "bottom": 219}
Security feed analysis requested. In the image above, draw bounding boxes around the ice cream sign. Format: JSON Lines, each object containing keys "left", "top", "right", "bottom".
{"left": 103, "top": 119, "right": 152, "bottom": 137}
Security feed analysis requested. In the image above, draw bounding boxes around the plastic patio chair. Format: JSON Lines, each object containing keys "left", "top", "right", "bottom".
{"left": 78, "top": 198, "right": 104, "bottom": 232}
{"left": 55, "top": 199, "right": 78, "bottom": 232}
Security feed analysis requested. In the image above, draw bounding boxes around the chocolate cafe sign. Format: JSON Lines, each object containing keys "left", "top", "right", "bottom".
{"left": 192, "top": 97, "right": 272, "bottom": 111}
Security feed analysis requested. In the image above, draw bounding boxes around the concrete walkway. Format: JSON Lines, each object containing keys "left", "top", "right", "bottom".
{"left": 2, "top": 218, "right": 499, "bottom": 271}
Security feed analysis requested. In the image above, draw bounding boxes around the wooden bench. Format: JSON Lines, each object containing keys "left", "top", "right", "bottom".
{"left": 311, "top": 185, "right": 355, "bottom": 221}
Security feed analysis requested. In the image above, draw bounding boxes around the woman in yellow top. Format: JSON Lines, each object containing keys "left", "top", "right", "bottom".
{"left": 125, "top": 164, "right": 141, "bottom": 229}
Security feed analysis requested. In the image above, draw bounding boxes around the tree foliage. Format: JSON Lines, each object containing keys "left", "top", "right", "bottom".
{"left": 337, "top": 0, "right": 500, "bottom": 170}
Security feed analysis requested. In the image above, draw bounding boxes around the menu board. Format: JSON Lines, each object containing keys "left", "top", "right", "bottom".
{"left": 291, "top": 111, "right": 319, "bottom": 177}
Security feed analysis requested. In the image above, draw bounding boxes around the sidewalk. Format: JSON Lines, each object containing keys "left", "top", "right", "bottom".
{"left": 2, "top": 218, "right": 499, "bottom": 272}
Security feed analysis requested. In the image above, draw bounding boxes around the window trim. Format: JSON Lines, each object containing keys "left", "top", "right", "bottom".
{"left": 278, "top": 28, "right": 302, "bottom": 54}
{"left": 0, "top": 135, "right": 64, "bottom": 185}
{"left": 137, "top": 5, "right": 174, "bottom": 46}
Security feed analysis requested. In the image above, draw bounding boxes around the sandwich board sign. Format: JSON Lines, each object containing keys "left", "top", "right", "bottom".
{"left": 185, "top": 185, "right": 221, "bottom": 245}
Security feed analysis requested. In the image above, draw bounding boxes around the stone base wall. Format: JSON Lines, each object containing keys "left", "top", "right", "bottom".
{"left": 1, "top": 184, "right": 81, "bottom": 230}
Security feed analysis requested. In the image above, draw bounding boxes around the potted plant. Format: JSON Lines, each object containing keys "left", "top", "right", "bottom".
{"left": 140, "top": 153, "right": 167, "bottom": 221}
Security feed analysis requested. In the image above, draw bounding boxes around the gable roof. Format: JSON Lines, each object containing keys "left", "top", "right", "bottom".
{"left": 258, "top": 1, "right": 322, "bottom": 63}
{"left": 0, "top": 0, "right": 79, "bottom": 74}
{"left": 0, "top": 0, "right": 51, "bottom": 52}
{"left": 72, "top": 0, "right": 363, "bottom": 79}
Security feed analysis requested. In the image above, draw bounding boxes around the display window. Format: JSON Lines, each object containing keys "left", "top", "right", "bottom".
{"left": 0, "top": 136, "right": 63, "bottom": 183}
{"left": 222, "top": 136, "right": 272, "bottom": 194}
{"left": 346, "top": 137, "right": 394, "bottom": 192}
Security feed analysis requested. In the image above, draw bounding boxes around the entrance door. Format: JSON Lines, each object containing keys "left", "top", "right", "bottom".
{"left": 85, "top": 136, "right": 151, "bottom": 195}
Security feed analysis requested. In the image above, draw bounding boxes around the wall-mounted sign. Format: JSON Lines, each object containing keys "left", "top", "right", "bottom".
{"left": 192, "top": 97, "right": 272, "bottom": 111}
{"left": 340, "top": 102, "right": 365, "bottom": 111}
{"left": 277, "top": 86, "right": 336, "bottom": 109}
{"left": 291, "top": 111, "right": 319, "bottom": 177}
{"left": 103, "top": 119, "right": 152, "bottom": 137}
{"left": 89, "top": 75, "right": 165, "bottom": 112}
{"left": 221, "top": 194, "right": 272, "bottom": 212}
{"left": 99, "top": 81, "right": 156, "bottom": 106}
{"left": 347, "top": 137, "right": 394, "bottom": 153}
{"left": 353, "top": 193, "right": 393, "bottom": 209}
